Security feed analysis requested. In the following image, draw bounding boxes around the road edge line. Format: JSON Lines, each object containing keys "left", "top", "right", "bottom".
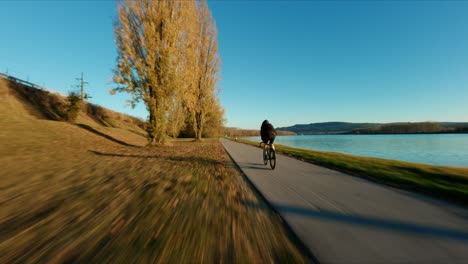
{"left": 220, "top": 139, "right": 320, "bottom": 264}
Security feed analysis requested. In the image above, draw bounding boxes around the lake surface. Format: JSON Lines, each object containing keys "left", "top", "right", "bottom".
{"left": 243, "top": 134, "right": 468, "bottom": 167}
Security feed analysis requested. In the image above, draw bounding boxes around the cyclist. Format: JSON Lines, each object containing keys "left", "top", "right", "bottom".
{"left": 260, "top": 120, "right": 277, "bottom": 150}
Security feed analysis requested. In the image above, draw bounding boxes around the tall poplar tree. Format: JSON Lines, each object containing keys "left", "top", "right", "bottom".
{"left": 112, "top": 0, "right": 223, "bottom": 143}
{"left": 186, "top": 0, "right": 221, "bottom": 141}
{"left": 112, "top": 0, "right": 186, "bottom": 144}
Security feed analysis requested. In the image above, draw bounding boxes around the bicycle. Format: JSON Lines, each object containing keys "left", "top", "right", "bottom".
{"left": 260, "top": 142, "right": 276, "bottom": 170}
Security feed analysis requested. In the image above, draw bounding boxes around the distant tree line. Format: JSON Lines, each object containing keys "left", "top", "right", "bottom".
{"left": 224, "top": 127, "right": 296, "bottom": 138}
{"left": 277, "top": 122, "right": 378, "bottom": 134}
{"left": 278, "top": 121, "right": 468, "bottom": 135}
{"left": 454, "top": 127, "right": 468, "bottom": 133}
{"left": 350, "top": 122, "right": 448, "bottom": 134}
{"left": 112, "top": 0, "right": 223, "bottom": 144}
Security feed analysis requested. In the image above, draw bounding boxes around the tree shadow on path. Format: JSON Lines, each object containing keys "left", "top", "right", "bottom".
{"left": 242, "top": 201, "right": 468, "bottom": 243}
{"left": 239, "top": 162, "right": 272, "bottom": 171}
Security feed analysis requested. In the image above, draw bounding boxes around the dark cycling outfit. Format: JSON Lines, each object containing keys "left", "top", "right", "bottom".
{"left": 260, "top": 120, "right": 277, "bottom": 144}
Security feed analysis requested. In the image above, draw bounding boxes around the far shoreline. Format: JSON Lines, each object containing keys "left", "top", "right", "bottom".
{"left": 278, "top": 132, "right": 468, "bottom": 136}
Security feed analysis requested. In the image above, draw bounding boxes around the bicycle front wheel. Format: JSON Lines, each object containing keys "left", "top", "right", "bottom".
{"left": 269, "top": 148, "right": 276, "bottom": 169}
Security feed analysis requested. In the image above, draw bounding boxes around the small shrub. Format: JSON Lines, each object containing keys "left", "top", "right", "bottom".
{"left": 66, "top": 91, "right": 82, "bottom": 122}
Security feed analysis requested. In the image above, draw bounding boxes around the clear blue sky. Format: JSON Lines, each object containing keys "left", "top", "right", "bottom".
{"left": 1, "top": 1, "right": 468, "bottom": 129}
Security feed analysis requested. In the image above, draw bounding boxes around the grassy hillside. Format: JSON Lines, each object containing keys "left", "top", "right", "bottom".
{"left": 6, "top": 77, "right": 146, "bottom": 136}
{"left": 0, "top": 78, "right": 308, "bottom": 262}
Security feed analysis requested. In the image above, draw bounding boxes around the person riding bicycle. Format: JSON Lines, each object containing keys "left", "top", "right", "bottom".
{"left": 261, "top": 120, "right": 277, "bottom": 150}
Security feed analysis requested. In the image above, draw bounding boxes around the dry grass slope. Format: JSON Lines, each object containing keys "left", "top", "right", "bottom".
{"left": 0, "top": 78, "right": 308, "bottom": 263}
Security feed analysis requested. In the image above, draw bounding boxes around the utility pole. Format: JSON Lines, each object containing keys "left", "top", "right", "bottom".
{"left": 76, "top": 72, "right": 89, "bottom": 100}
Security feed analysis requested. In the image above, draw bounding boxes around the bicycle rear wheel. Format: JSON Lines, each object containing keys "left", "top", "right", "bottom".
{"left": 269, "top": 148, "right": 276, "bottom": 169}
{"left": 263, "top": 147, "right": 268, "bottom": 165}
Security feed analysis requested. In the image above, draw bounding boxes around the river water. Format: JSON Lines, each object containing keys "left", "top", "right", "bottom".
{"left": 243, "top": 134, "right": 468, "bottom": 167}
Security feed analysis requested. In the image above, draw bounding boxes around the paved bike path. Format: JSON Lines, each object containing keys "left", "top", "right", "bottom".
{"left": 221, "top": 138, "right": 468, "bottom": 264}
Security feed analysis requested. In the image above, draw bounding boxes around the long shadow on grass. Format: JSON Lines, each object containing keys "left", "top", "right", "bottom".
{"left": 242, "top": 201, "right": 468, "bottom": 242}
{"left": 89, "top": 150, "right": 228, "bottom": 166}
{"left": 128, "top": 129, "right": 147, "bottom": 138}
{"left": 77, "top": 124, "right": 139, "bottom": 147}
{"left": 392, "top": 165, "right": 468, "bottom": 184}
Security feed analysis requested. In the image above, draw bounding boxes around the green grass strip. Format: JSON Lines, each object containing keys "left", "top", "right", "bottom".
{"left": 231, "top": 138, "right": 468, "bottom": 207}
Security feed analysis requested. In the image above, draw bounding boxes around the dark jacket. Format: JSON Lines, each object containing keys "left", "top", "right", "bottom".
{"left": 261, "top": 120, "right": 276, "bottom": 141}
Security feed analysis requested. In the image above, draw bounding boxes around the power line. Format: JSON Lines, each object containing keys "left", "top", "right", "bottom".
{"left": 75, "top": 72, "right": 89, "bottom": 100}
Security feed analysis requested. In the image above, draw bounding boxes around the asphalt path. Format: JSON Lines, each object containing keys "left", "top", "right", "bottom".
{"left": 221, "top": 138, "right": 468, "bottom": 264}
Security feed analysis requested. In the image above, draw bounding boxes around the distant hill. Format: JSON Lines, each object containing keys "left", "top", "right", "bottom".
{"left": 349, "top": 122, "right": 468, "bottom": 134}
{"left": 277, "top": 122, "right": 379, "bottom": 134}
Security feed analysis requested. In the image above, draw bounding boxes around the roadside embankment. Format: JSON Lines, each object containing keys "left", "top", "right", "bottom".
{"left": 0, "top": 78, "right": 308, "bottom": 262}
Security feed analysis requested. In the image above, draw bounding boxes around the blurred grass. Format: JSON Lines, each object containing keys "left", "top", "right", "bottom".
{"left": 0, "top": 80, "right": 308, "bottom": 263}
{"left": 234, "top": 138, "right": 468, "bottom": 207}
